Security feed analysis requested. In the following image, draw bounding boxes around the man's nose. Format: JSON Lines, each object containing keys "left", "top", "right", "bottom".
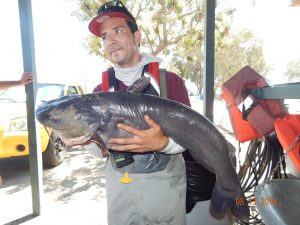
{"left": 105, "top": 33, "right": 117, "bottom": 45}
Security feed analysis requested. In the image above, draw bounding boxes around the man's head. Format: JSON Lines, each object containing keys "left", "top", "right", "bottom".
{"left": 89, "top": 1, "right": 141, "bottom": 67}
{"left": 89, "top": 1, "right": 138, "bottom": 36}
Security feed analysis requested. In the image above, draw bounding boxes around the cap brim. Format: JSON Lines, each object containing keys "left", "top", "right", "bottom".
{"left": 88, "top": 12, "right": 133, "bottom": 37}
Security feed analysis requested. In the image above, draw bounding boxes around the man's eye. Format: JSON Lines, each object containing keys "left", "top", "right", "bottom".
{"left": 115, "top": 28, "right": 123, "bottom": 33}
{"left": 101, "top": 35, "right": 106, "bottom": 41}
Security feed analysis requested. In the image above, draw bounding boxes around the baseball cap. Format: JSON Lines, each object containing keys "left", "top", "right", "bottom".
{"left": 88, "top": 1, "right": 137, "bottom": 37}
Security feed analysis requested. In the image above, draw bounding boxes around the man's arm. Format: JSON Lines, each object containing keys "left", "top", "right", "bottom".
{"left": 108, "top": 115, "right": 169, "bottom": 153}
{"left": 0, "top": 72, "right": 33, "bottom": 90}
{"left": 109, "top": 72, "right": 191, "bottom": 154}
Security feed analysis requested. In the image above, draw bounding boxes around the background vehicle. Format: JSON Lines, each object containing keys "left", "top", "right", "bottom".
{"left": 0, "top": 83, "right": 84, "bottom": 167}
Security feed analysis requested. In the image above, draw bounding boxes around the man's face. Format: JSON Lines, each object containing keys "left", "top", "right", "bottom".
{"left": 100, "top": 17, "right": 141, "bottom": 68}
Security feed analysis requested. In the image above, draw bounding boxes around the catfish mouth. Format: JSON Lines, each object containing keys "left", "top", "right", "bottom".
{"left": 57, "top": 132, "right": 94, "bottom": 146}
{"left": 52, "top": 123, "right": 100, "bottom": 147}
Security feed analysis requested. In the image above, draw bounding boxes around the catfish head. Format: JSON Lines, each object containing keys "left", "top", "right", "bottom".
{"left": 36, "top": 77, "right": 151, "bottom": 151}
{"left": 36, "top": 94, "right": 103, "bottom": 147}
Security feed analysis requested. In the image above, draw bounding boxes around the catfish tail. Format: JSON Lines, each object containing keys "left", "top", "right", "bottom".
{"left": 210, "top": 182, "right": 250, "bottom": 222}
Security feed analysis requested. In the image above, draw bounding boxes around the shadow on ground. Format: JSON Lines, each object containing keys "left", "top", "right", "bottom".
{"left": 0, "top": 144, "right": 106, "bottom": 203}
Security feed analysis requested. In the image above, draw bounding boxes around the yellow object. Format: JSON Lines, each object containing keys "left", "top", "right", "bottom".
{"left": 0, "top": 84, "right": 84, "bottom": 167}
{"left": 120, "top": 172, "right": 133, "bottom": 184}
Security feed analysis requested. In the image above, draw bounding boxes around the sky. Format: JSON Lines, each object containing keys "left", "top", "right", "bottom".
{"left": 226, "top": 0, "right": 300, "bottom": 83}
{"left": 0, "top": 0, "right": 300, "bottom": 92}
{"left": 0, "top": 0, "right": 104, "bottom": 92}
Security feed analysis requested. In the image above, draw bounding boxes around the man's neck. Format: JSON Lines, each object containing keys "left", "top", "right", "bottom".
{"left": 117, "top": 53, "right": 141, "bottom": 68}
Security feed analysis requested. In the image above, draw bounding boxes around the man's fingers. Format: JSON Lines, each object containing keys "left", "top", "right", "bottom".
{"left": 109, "top": 136, "right": 140, "bottom": 145}
{"left": 117, "top": 116, "right": 158, "bottom": 135}
{"left": 108, "top": 116, "right": 165, "bottom": 153}
{"left": 144, "top": 115, "right": 159, "bottom": 129}
{"left": 117, "top": 123, "right": 141, "bottom": 135}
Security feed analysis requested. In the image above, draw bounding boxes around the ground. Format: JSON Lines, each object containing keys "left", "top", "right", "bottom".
{"left": 0, "top": 145, "right": 108, "bottom": 225}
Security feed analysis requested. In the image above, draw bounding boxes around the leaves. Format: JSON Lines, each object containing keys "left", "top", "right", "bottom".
{"left": 71, "top": 0, "right": 269, "bottom": 94}
{"left": 71, "top": 0, "right": 203, "bottom": 56}
{"left": 215, "top": 29, "right": 269, "bottom": 87}
{"left": 284, "top": 58, "right": 300, "bottom": 81}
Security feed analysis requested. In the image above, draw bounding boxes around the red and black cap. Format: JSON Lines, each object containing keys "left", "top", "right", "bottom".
{"left": 88, "top": 1, "right": 137, "bottom": 37}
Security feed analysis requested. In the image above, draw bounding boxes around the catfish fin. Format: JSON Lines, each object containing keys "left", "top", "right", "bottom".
{"left": 90, "top": 131, "right": 108, "bottom": 156}
{"left": 210, "top": 182, "right": 250, "bottom": 222}
{"left": 126, "top": 77, "right": 151, "bottom": 94}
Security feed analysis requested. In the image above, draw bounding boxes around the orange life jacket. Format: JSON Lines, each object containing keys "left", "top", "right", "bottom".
{"left": 100, "top": 62, "right": 160, "bottom": 91}
{"left": 275, "top": 114, "right": 300, "bottom": 172}
{"left": 221, "top": 65, "right": 287, "bottom": 142}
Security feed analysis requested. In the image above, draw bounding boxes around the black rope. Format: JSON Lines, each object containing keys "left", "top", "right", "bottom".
{"left": 234, "top": 133, "right": 287, "bottom": 225}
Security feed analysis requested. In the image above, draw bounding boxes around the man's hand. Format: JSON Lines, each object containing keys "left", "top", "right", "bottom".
{"left": 108, "top": 115, "right": 169, "bottom": 153}
{"left": 20, "top": 72, "right": 33, "bottom": 85}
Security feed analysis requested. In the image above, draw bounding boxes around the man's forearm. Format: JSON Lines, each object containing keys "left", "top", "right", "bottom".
{"left": 0, "top": 81, "right": 22, "bottom": 90}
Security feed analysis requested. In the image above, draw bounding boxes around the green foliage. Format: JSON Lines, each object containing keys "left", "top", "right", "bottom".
{"left": 169, "top": 33, "right": 204, "bottom": 93}
{"left": 71, "top": 0, "right": 269, "bottom": 94}
{"left": 284, "top": 58, "right": 300, "bottom": 81}
{"left": 215, "top": 29, "right": 269, "bottom": 88}
{"left": 72, "top": 0, "right": 203, "bottom": 57}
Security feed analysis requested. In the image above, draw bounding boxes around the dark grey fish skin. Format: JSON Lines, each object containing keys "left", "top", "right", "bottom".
{"left": 36, "top": 85, "right": 249, "bottom": 221}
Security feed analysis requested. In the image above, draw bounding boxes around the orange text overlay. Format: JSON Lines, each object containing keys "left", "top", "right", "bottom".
{"left": 235, "top": 197, "right": 279, "bottom": 207}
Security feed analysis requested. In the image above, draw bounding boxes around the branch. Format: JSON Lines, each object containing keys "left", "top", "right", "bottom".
{"left": 141, "top": 27, "right": 154, "bottom": 54}
{"left": 134, "top": 0, "right": 144, "bottom": 19}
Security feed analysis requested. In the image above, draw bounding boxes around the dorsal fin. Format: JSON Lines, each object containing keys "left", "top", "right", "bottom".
{"left": 126, "top": 77, "right": 151, "bottom": 94}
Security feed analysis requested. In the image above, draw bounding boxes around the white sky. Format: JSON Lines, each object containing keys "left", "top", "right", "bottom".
{"left": 225, "top": 0, "right": 300, "bottom": 83}
{"left": 0, "top": 0, "right": 104, "bottom": 92}
{"left": 0, "top": 0, "right": 299, "bottom": 92}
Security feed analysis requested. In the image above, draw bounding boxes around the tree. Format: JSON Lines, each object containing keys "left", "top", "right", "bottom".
{"left": 72, "top": 0, "right": 268, "bottom": 94}
{"left": 215, "top": 29, "right": 269, "bottom": 87}
{"left": 168, "top": 8, "right": 235, "bottom": 94}
{"left": 72, "top": 0, "right": 204, "bottom": 57}
{"left": 284, "top": 58, "right": 300, "bottom": 81}
{"left": 169, "top": 35, "right": 204, "bottom": 94}
{"left": 169, "top": 29, "right": 268, "bottom": 94}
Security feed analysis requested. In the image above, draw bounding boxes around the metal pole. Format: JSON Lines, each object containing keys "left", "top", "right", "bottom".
{"left": 203, "top": 0, "right": 216, "bottom": 122}
{"left": 18, "top": 0, "right": 42, "bottom": 215}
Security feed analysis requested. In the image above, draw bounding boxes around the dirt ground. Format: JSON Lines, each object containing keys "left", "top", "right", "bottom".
{"left": 0, "top": 144, "right": 108, "bottom": 225}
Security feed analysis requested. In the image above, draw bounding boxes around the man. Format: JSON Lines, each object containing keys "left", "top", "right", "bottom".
{"left": 89, "top": 1, "right": 191, "bottom": 224}
{"left": 0, "top": 72, "right": 33, "bottom": 90}
{"left": 0, "top": 72, "right": 33, "bottom": 186}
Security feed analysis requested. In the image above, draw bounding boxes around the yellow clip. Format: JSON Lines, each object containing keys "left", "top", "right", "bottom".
{"left": 120, "top": 171, "right": 133, "bottom": 184}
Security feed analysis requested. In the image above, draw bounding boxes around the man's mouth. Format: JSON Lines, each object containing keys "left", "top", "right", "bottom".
{"left": 109, "top": 46, "right": 123, "bottom": 54}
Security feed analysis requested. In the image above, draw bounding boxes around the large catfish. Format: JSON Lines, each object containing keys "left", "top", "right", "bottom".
{"left": 36, "top": 77, "right": 249, "bottom": 221}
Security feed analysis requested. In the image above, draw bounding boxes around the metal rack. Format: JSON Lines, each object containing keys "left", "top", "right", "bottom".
{"left": 248, "top": 82, "right": 300, "bottom": 99}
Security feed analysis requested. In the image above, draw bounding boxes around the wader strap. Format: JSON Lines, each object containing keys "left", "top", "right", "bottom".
{"left": 101, "top": 67, "right": 116, "bottom": 91}
{"left": 108, "top": 67, "right": 118, "bottom": 91}
{"left": 101, "top": 70, "right": 110, "bottom": 91}
{"left": 159, "top": 68, "right": 168, "bottom": 99}
{"left": 148, "top": 62, "right": 160, "bottom": 84}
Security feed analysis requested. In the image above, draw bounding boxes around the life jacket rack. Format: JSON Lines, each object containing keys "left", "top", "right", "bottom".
{"left": 221, "top": 65, "right": 300, "bottom": 172}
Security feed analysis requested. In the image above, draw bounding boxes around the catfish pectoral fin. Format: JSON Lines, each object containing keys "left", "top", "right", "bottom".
{"left": 89, "top": 139, "right": 108, "bottom": 156}
{"left": 92, "top": 131, "right": 108, "bottom": 156}
{"left": 210, "top": 182, "right": 250, "bottom": 222}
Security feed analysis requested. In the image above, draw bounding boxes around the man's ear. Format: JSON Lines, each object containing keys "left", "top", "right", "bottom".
{"left": 133, "top": 30, "right": 142, "bottom": 46}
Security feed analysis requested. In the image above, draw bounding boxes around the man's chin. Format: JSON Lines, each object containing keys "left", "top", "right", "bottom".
{"left": 111, "top": 57, "right": 126, "bottom": 66}
{"left": 111, "top": 50, "right": 128, "bottom": 63}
